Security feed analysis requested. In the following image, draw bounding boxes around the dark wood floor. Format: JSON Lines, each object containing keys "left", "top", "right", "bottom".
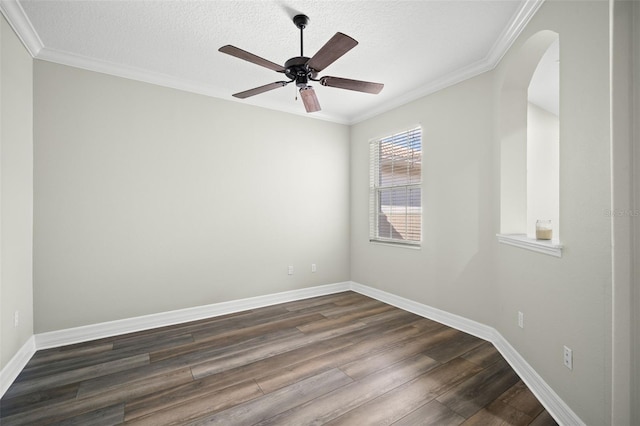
{"left": 0, "top": 291, "right": 558, "bottom": 425}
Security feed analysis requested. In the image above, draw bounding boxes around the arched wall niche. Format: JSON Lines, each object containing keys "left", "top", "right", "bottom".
{"left": 499, "top": 30, "right": 560, "bottom": 245}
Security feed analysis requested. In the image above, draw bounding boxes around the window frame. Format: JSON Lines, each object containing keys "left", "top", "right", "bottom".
{"left": 369, "top": 126, "right": 423, "bottom": 247}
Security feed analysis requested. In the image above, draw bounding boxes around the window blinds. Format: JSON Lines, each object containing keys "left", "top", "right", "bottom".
{"left": 369, "top": 127, "right": 422, "bottom": 245}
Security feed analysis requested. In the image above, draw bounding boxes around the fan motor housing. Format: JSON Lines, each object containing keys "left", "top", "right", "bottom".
{"left": 284, "top": 56, "right": 317, "bottom": 87}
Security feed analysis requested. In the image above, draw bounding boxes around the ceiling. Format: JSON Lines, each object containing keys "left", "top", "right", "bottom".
{"left": 2, "top": 0, "right": 543, "bottom": 124}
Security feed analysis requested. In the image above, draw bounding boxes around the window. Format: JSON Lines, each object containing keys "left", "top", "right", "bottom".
{"left": 369, "top": 126, "right": 422, "bottom": 246}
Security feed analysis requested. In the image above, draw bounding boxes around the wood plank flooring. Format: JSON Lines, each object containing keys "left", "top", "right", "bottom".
{"left": 0, "top": 291, "right": 559, "bottom": 425}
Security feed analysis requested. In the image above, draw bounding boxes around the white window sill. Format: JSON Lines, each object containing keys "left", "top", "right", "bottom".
{"left": 370, "top": 240, "right": 422, "bottom": 250}
{"left": 496, "top": 234, "right": 563, "bottom": 258}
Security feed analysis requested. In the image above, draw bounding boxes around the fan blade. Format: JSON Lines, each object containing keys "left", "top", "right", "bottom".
{"left": 300, "top": 86, "right": 321, "bottom": 113}
{"left": 219, "top": 45, "right": 285, "bottom": 72}
{"left": 320, "top": 76, "right": 384, "bottom": 94}
{"left": 233, "top": 81, "right": 288, "bottom": 99}
{"left": 306, "top": 32, "right": 358, "bottom": 72}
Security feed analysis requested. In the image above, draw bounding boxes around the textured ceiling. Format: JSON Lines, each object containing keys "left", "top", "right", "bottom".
{"left": 2, "top": 0, "right": 543, "bottom": 124}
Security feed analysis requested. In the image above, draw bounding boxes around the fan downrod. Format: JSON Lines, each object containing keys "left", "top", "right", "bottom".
{"left": 288, "top": 14, "right": 314, "bottom": 85}
{"left": 293, "top": 14, "right": 309, "bottom": 57}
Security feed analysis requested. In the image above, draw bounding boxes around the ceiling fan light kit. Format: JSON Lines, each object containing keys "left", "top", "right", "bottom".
{"left": 219, "top": 14, "right": 384, "bottom": 113}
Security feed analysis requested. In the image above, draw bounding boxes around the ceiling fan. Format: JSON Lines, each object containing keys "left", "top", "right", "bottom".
{"left": 219, "top": 14, "right": 384, "bottom": 113}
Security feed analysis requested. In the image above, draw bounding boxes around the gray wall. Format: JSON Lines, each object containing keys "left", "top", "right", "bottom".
{"left": 610, "top": 1, "right": 637, "bottom": 424}
{"left": 635, "top": 1, "right": 640, "bottom": 421}
{"left": 350, "top": 71, "right": 497, "bottom": 326}
{"left": 33, "top": 60, "right": 350, "bottom": 332}
{"left": 350, "top": 1, "right": 612, "bottom": 424}
{"left": 0, "top": 15, "right": 34, "bottom": 369}
{"left": 495, "top": 2, "right": 611, "bottom": 424}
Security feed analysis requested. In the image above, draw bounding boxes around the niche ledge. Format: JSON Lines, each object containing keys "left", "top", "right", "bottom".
{"left": 496, "top": 233, "right": 563, "bottom": 257}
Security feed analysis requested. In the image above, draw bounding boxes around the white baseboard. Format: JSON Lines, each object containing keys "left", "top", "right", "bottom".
{"left": 0, "top": 335, "right": 36, "bottom": 397}
{"left": 349, "top": 282, "right": 495, "bottom": 341}
{"left": 0, "top": 281, "right": 349, "bottom": 398}
{"left": 0, "top": 281, "right": 351, "bottom": 398}
{"left": 35, "top": 281, "right": 351, "bottom": 350}
{"left": 2, "top": 280, "right": 584, "bottom": 426}
{"left": 349, "top": 281, "right": 584, "bottom": 426}
{"left": 490, "top": 333, "right": 584, "bottom": 426}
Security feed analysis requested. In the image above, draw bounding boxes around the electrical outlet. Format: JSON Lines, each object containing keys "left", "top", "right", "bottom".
{"left": 288, "top": 265, "right": 294, "bottom": 275}
{"left": 563, "top": 345, "right": 573, "bottom": 370}
{"left": 518, "top": 311, "right": 524, "bottom": 329}
{"left": 14, "top": 311, "right": 19, "bottom": 328}
{"left": 311, "top": 263, "right": 317, "bottom": 273}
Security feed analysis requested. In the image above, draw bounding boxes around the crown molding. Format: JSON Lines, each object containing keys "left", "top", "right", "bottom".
{"left": 36, "top": 46, "right": 229, "bottom": 100}
{"left": 486, "top": 0, "right": 545, "bottom": 66}
{"left": 349, "top": 0, "right": 545, "bottom": 124}
{"left": 0, "top": 0, "right": 42, "bottom": 56}
{"left": 2, "top": 0, "right": 543, "bottom": 126}
{"left": 349, "top": 57, "right": 495, "bottom": 124}
{"left": 35, "top": 46, "right": 350, "bottom": 125}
